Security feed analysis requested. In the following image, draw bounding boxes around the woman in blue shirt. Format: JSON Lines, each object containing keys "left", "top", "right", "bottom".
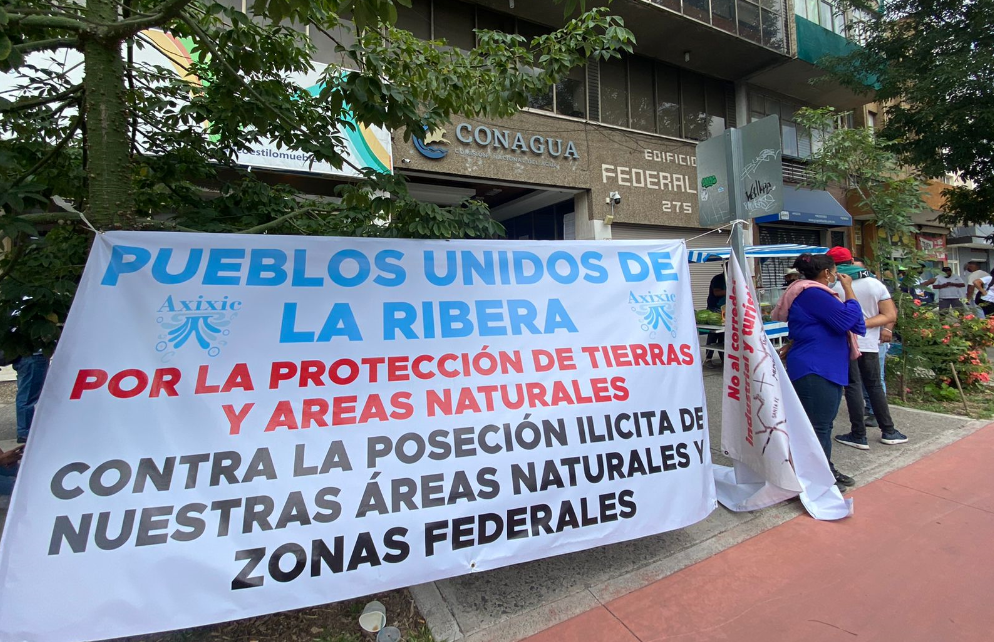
{"left": 784, "top": 254, "right": 865, "bottom": 487}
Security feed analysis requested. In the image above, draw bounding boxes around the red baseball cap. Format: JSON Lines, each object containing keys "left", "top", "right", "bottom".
{"left": 826, "top": 246, "right": 853, "bottom": 264}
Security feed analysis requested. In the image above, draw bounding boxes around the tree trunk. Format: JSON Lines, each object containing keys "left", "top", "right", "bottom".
{"left": 83, "top": 0, "right": 133, "bottom": 226}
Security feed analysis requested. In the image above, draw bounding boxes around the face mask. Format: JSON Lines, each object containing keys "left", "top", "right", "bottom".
{"left": 827, "top": 274, "right": 838, "bottom": 288}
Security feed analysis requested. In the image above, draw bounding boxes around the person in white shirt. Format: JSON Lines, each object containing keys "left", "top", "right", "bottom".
{"left": 923, "top": 266, "right": 967, "bottom": 309}
{"left": 964, "top": 261, "right": 991, "bottom": 311}
{"left": 827, "top": 247, "right": 907, "bottom": 449}
{"left": 975, "top": 274, "right": 994, "bottom": 317}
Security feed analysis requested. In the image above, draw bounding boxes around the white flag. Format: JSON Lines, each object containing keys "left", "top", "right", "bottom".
{"left": 714, "top": 245, "right": 852, "bottom": 520}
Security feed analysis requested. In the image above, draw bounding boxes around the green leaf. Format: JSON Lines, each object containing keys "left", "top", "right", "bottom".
{"left": 0, "top": 35, "right": 10, "bottom": 61}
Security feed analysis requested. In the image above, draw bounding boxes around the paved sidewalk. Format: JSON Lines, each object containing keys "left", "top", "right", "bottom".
{"left": 526, "top": 422, "right": 994, "bottom": 642}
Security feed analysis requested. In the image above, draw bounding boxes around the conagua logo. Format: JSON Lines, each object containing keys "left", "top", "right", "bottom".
{"left": 413, "top": 126, "right": 450, "bottom": 159}
{"left": 155, "top": 294, "right": 242, "bottom": 360}
{"left": 629, "top": 290, "right": 678, "bottom": 339}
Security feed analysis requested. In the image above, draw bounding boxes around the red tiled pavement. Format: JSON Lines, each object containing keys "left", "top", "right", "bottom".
{"left": 526, "top": 424, "right": 994, "bottom": 642}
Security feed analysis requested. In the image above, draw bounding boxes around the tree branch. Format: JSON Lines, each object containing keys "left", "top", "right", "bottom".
{"left": 104, "top": 0, "right": 197, "bottom": 38}
{"left": 0, "top": 84, "right": 83, "bottom": 113}
{"left": 13, "top": 113, "right": 83, "bottom": 187}
{"left": 237, "top": 206, "right": 338, "bottom": 235}
{"left": 179, "top": 14, "right": 366, "bottom": 176}
{"left": 12, "top": 38, "right": 80, "bottom": 56}
{"left": 6, "top": 13, "right": 87, "bottom": 31}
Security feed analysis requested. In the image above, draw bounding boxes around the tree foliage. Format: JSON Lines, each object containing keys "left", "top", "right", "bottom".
{"left": 0, "top": 0, "right": 634, "bottom": 358}
{"left": 825, "top": 0, "right": 994, "bottom": 226}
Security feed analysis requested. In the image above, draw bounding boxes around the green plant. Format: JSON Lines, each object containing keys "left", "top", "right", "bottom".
{"left": 407, "top": 623, "right": 439, "bottom": 642}
{"left": 923, "top": 382, "right": 960, "bottom": 402}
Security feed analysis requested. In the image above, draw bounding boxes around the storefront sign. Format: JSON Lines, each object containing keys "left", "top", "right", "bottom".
{"left": 917, "top": 234, "right": 947, "bottom": 261}
{"left": 0, "top": 233, "right": 716, "bottom": 642}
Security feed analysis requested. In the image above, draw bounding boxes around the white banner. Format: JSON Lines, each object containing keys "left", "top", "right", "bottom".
{"left": 0, "top": 233, "right": 715, "bottom": 642}
{"left": 714, "top": 246, "right": 851, "bottom": 520}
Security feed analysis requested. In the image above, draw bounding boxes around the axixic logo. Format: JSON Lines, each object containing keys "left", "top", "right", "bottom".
{"left": 413, "top": 126, "right": 449, "bottom": 159}
{"left": 155, "top": 294, "right": 242, "bottom": 361}
{"left": 629, "top": 290, "right": 678, "bottom": 339}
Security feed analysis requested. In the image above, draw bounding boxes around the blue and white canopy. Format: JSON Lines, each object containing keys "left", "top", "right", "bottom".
{"left": 687, "top": 244, "right": 829, "bottom": 263}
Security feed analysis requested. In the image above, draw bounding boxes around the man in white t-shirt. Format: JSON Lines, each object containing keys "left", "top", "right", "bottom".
{"left": 827, "top": 247, "right": 906, "bottom": 449}
{"left": 965, "top": 261, "right": 990, "bottom": 301}
{"left": 923, "top": 266, "right": 967, "bottom": 309}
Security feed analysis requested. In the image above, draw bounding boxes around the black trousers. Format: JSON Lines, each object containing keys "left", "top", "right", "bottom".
{"left": 844, "top": 354, "right": 895, "bottom": 439}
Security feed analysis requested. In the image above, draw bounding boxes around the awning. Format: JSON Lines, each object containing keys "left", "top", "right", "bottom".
{"left": 755, "top": 185, "right": 853, "bottom": 227}
{"left": 688, "top": 244, "right": 829, "bottom": 263}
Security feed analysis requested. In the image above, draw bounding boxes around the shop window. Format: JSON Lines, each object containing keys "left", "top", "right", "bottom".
{"left": 396, "top": 0, "right": 431, "bottom": 40}
{"left": 433, "top": 0, "right": 475, "bottom": 50}
{"left": 629, "top": 57, "right": 655, "bottom": 133}
{"left": 655, "top": 64, "right": 681, "bottom": 138}
{"left": 600, "top": 57, "right": 629, "bottom": 128}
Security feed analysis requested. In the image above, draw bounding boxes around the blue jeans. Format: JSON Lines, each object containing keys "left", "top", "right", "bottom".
{"left": 13, "top": 354, "right": 49, "bottom": 441}
{"left": 791, "top": 374, "right": 844, "bottom": 462}
{"left": 862, "top": 344, "right": 888, "bottom": 415}
{"left": 0, "top": 464, "right": 17, "bottom": 495}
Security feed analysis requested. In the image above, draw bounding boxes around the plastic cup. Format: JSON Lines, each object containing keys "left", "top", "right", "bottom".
{"left": 376, "top": 626, "right": 402, "bottom": 642}
{"left": 358, "top": 601, "right": 387, "bottom": 633}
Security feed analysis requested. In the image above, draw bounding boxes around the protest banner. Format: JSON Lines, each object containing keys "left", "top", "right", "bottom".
{"left": 714, "top": 244, "right": 852, "bottom": 520}
{"left": 0, "top": 233, "right": 715, "bottom": 642}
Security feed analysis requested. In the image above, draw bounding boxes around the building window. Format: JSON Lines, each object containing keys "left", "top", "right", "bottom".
{"left": 396, "top": 0, "right": 431, "bottom": 40}
{"left": 600, "top": 57, "right": 629, "bottom": 128}
{"left": 655, "top": 65, "right": 681, "bottom": 138}
{"left": 867, "top": 110, "right": 877, "bottom": 134}
{"left": 433, "top": 0, "right": 475, "bottom": 50}
{"left": 749, "top": 90, "right": 833, "bottom": 160}
{"left": 597, "top": 57, "right": 730, "bottom": 141}
{"left": 797, "top": 0, "right": 848, "bottom": 36}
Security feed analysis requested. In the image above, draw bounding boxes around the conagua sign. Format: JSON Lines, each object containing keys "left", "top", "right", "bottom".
{"left": 414, "top": 122, "right": 580, "bottom": 161}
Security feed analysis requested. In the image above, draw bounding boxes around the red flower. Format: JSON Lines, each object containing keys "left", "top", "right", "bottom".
{"left": 913, "top": 299, "right": 922, "bottom": 305}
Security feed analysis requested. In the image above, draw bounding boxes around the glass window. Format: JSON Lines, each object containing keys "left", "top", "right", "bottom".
{"left": 833, "top": 8, "right": 846, "bottom": 34}
{"left": 782, "top": 121, "right": 799, "bottom": 157}
{"left": 737, "top": 0, "right": 762, "bottom": 43}
{"left": 655, "top": 64, "right": 681, "bottom": 137}
{"left": 600, "top": 57, "right": 629, "bottom": 128}
{"left": 806, "top": 0, "right": 819, "bottom": 21}
{"left": 705, "top": 79, "right": 727, "bottom": 139}
{"left": 681, "top": 70, "right": 708, "bottom": 140}
{"left": 761, "top": 8, "right": 783, "bottom": 49}
{"left": 434, "top": 0, "right": 476, "bottom": 50}
{"left": 476, "top": 7, "right": 515, "bottom": 41}
{"left": 797, "top": 126, "right": 812, "bottom": 157}
{"left": 683, "top": 0, "right": 711, "bottom": 23}
{"left": 652, "top": 0, "right": 681, "bottom": 11}
{"left": 518, "top": 20, "right": 554, "bottom": 112}
{"left": 765, "top": 96, "right": 781, "bottom": 117}
{"left": 629, "top": 57, "right": 655, "bottom": 133}
{"left": 712, "top": 0, "right": 737, "bottom": 32}
{"left": 396, "top": 0, "right": 431, "bottom": 40}
{"left": 555, "top": 67, "right": 586, "bottom": 118}
{"left": 795, "top": 0, "right": 806, "bottom": 18}
{"left": 819, "top": 1, "right": 833, "bottom": 29}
